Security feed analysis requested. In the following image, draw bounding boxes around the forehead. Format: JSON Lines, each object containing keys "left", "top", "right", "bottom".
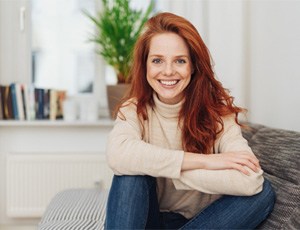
{"left": 148, "top": 32, "right": 190, "bottom": 55}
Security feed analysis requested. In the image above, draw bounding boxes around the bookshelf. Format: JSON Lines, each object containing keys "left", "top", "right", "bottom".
{"left": 0, "top": 118, "right": 114, "bottom": 127}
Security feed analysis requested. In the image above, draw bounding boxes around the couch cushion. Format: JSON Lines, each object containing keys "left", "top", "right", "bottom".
{"left": 242, "top": 124, "right": 300, "bottom": 229}
{"left": 244, "top": 125, "right": 300, "bottom": 185}
{"left": 38, "top": 189, "right": 108, "bottom": 230}
{"left": 257, "top": 173, "right": 300, "bottom": 229}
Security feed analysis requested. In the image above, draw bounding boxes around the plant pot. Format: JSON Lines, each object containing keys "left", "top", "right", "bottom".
{"left": 107, "top": 84, "right": 130, "bottom": 119}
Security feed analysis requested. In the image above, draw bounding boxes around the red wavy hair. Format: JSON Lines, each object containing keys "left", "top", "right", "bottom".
{"left": 119, "top": 12, "right": 244, "bottom": 154}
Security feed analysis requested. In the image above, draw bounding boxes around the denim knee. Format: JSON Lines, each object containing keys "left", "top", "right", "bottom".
{"left": 257, "top": 179, "right": 276, "bottom": 216}
{"left": 261, "top": 179, "right": 276, "bottom": 201}
{"left": 111, "top": 175, "right": 156, "bottom": 195}
{"left": 105, "top": 175, "right": 157, "bottom": 229}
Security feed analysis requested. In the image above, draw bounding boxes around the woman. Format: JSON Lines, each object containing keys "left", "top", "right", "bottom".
{"left": 105, "top": 12, "right": 275, "bottom": 229}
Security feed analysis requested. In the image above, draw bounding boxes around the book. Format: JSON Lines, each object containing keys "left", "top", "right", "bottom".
{"left": 35, "top": 88, "right": 45, "bottom": 119}
{"left": 49, "top": 89, "right": 57, "bottom": 120}
{"left": 10, "top": 83, "right": 19, "bottom": 120}
{"left": 44, "top": 89, "right": 50, "bottom": 119}
{"left": 0, "top": 85, "right": 13, "bottom": 119}
{"left": 0, "top": 86, "right": 3, "bottom": 119}
{"left": 21, "top": 84, "right": 27, "bottom": 120}
{"left": 15, "top": 83, "right": 25, "bottom": 120}
{"left": 27, "top": 85, "right": 36, "bottom": 120}
{"left": 56, "top": 90, "right": 66, "bottom": 119}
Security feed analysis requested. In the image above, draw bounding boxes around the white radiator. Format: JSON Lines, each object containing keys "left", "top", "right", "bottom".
{"left": 6, "top": 152, "right": 113, "bottom": 218}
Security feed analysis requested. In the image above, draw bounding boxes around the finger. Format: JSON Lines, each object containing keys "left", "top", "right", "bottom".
{"left": 250, "top": 159, "right": 261, "bottom": 169}
{"left": 238, "top": 159, "right": 259, "bottom": 172}
{"left": 236, "top": 153, "right": 260, "bottom": 168}
{"left": 231, "top": 163, "right": 250, "bottom": 176}
{"left": 247, "top": 157, "right": 261, "bottom": 169}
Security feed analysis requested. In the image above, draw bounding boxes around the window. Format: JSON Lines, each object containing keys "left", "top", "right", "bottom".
{"left": 31, "top": 0, "right": 97, "bottom": 95}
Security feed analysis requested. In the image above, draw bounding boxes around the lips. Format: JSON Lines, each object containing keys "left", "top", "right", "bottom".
{"left": 159, "top": 80, "right": 179, "bottom": 86}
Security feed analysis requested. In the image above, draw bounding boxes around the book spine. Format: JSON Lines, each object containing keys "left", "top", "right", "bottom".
{"left": 0, "top": 85, "right": 18, "bottom": 119}
{"left": 27, "top": 85, "right": 36, "bottom": 120}
{"left": 44, "top": 89, "right": 50, "bottom": 119}
{"left": 55, "top": 90, "right": 66, "bottom": 119}
{"left": 10, "top": 84, "right": 19, "bottom": 120}
{"left": 49, "top": 89, "right": 57, "bottom": 121}
{"left": 35, "top": 88, "right": 45, "bottom": 120}
{"left": 15, "top": 83, "right": 25, "bottom": 120}
{"left": 0, "top": 86, "right": 3, "bottom": 120}
{"left": 21, "top": 85, "right": 27, "bottom": 120}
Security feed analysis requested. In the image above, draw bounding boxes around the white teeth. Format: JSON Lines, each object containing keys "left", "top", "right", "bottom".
{"left": 160, "top": 80, "right": 178, "bottom": 86}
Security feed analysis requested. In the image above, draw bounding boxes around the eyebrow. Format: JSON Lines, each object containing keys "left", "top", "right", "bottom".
{"left": 148, "top": 54, "right": 189, "bottom": 58}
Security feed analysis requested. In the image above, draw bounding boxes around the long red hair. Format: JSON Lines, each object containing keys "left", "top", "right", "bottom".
{"left": 119, "top": 12, "right": 244, "bottom": 154}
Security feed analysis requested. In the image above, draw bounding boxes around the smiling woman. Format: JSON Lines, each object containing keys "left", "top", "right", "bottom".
{"left": 104, "top": 12, "right": 275, "bottom": 229}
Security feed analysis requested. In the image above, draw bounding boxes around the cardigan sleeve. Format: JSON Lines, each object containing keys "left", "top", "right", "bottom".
{"left": 106, "top": 102, "right": 184, "bottom": 179}
{"left": 172, "top": 116, "right": 264, "bottom": 196}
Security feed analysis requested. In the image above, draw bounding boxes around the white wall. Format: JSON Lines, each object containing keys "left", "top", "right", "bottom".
{"left": 209, "top": 1, "right": 300, "bottom": 131}
{"left": 248, "top": 1, "right": 300, "bottom": 131}
{"left": 206, "top": 1, "right": 247, "bottom": 108}
{"left": 0, "top": 0, "right": 31, "bottom": 85}
{"left": 164, "top": 0, "right": 300, "bottom": 131}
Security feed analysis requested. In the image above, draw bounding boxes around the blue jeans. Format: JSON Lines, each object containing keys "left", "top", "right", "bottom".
{"left": 105, "top": 175, "right": 275, "bottom": 229}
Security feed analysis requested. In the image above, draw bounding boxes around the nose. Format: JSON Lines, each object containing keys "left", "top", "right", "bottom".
{"left": 162, "top": 63, "right": 175, "bottom": 76}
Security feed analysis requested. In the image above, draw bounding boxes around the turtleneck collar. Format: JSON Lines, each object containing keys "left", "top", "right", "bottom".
{"left": 153, "top": 93, "right": 184, "bottom": 119}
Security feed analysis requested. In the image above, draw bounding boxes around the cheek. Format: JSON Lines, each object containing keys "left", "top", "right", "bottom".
{"left": 146, "top": 67, "right": 153, "bottom": 85}
{"left": 146, "top": 62, "right": 152, "bottom": 76}
{"left": 182, "top": 68, "right": 192, "bottom": 85}
{"left": 180, "top": 67, "right": 192, "bottom": 79}
{"left": 146, "top": 65, "right": 159, "bottom": 79}
{"left": 186, "top": 76, "right": 192, "bottom": 85}
{"left": 176, "top": 63, "right": 192, "bottom": 76}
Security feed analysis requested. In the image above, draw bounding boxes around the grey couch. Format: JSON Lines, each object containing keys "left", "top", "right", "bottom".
{"left": 39, "top": 123, "right": 300, "bottom": 229}
{"left": 242, "top": 123, "right": 300, "bottom": 229}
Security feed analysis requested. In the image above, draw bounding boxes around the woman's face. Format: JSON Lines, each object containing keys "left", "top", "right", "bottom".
{"left": 146, "top": 33, "right": 193, "bottom": 104}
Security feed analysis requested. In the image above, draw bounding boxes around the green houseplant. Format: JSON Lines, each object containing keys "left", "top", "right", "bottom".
{"left": 84, "top": 0, "right": 154, "bottom": 117}
{"left": 86, "top": 0, "right": 154, "bottom": 83}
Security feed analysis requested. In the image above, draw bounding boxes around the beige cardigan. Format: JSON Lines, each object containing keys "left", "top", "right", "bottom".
{"left": 106, "top": 94, "right": 264, "bottom": 218}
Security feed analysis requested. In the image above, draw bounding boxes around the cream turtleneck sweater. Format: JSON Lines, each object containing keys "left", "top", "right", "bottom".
{"left": 106, "top": 94, "right": 264, "bottom": 219}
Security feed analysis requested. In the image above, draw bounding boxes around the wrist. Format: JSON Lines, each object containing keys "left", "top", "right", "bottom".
{"left": 181, "top": 152, "right": 204, "bottom": 171}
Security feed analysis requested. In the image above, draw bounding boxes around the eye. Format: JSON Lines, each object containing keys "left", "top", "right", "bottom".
{"left": 152, "top": 58, "right": 162, "bottom": 64}
{"left": 176, "top": 59, "right": 187, "bottom": 64}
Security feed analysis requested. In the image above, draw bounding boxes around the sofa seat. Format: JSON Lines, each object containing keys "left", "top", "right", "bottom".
{"left": 242, "top": 123, "right": 300, "bottom": 229}
{"left": 38, "top": 189, "right": 108, "bottom": 230}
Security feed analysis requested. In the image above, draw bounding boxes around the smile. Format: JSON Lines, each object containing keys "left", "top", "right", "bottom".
{"left": 159, "top": 80, "right": 179, "bottom": 86}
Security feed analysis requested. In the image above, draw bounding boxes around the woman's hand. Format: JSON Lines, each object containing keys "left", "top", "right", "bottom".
{"left": 182, "top": 151, "right": 261, "bottom": 175}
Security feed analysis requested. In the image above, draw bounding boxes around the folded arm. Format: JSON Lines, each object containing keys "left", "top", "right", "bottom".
{"left": 106, "top": 103, "right": 184, "bottom": 178}
{"left": 173, "top": 116, "right": 264, "bottom": 196}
